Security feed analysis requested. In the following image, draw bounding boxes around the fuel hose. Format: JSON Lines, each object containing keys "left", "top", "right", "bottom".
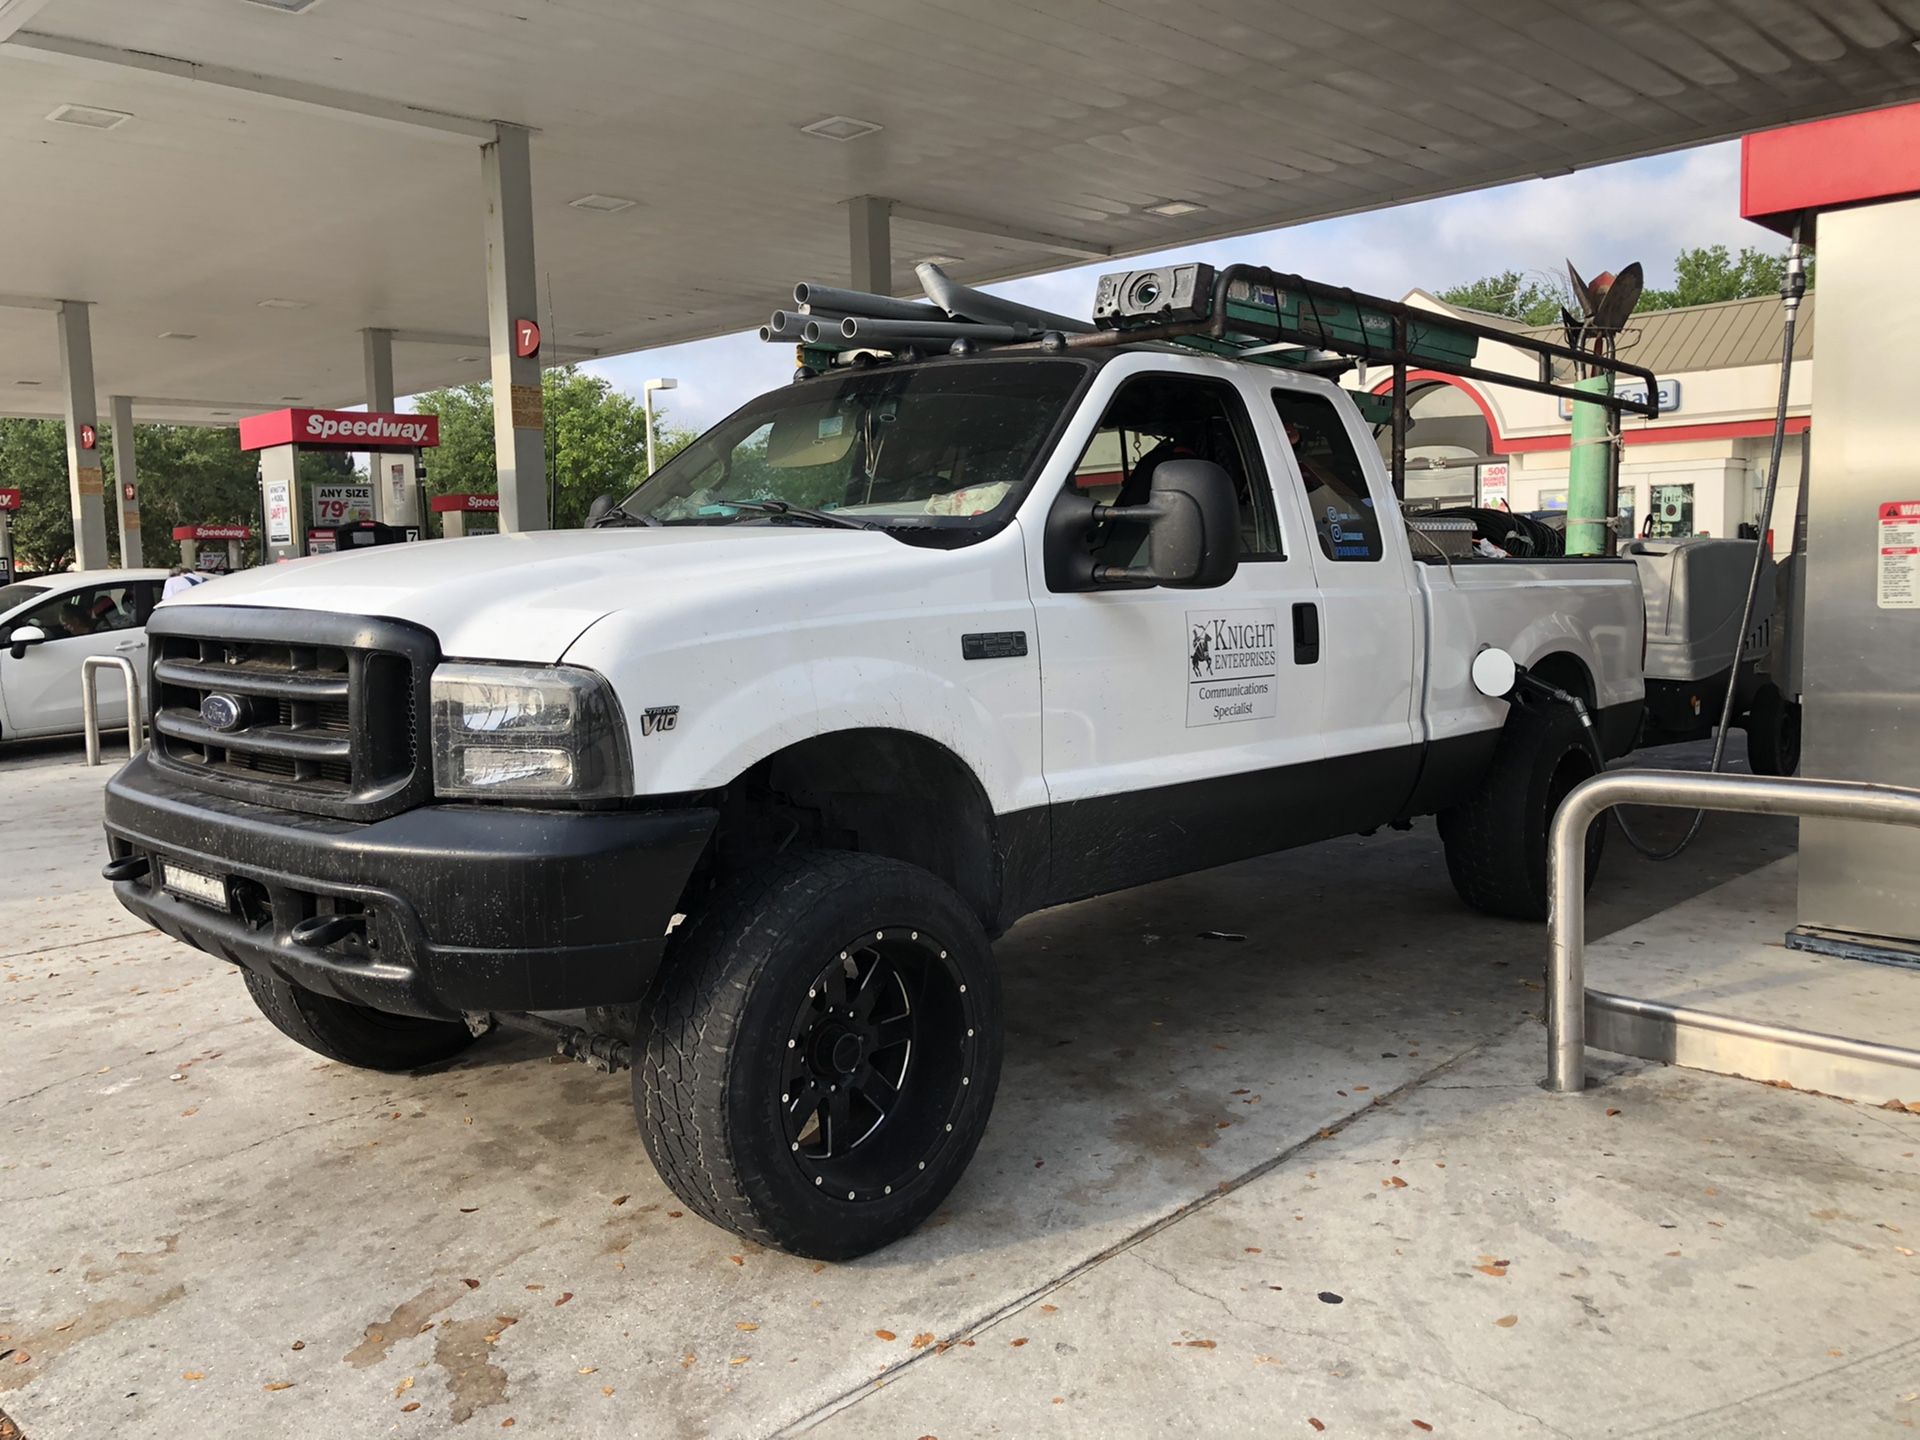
{"left": 1593, "top": 229, "right": 1808, "bottom": 862}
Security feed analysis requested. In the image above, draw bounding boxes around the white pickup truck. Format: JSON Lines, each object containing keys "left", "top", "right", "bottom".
{"left": 103, "top": 295, "right": 1645, "bottom": 1258}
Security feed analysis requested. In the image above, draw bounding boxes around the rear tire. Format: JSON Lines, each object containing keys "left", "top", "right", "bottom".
{"left": 241, "top": 971, "right": 477, "bottom": 1071}
{"left": 1744, "top": 683, "right": 1802, "bottom": 777}
{"left": 636, "top": 850, "right": 1002, "bottom": 1260}
{"left": 1439, "top": 702, "right": 1605, "bottom": 921}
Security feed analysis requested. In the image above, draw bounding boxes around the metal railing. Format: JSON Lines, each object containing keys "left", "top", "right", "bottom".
{"left": 80, "top": 654, "right": 143, "bottom": 766}
{"left": 1547, "top": 769, "right": 1920, "bottom": 1092}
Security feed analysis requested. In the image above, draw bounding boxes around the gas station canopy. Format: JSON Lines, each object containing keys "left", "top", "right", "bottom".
{"left": 6, "top": 0, "right": 1920, "bottom": 426}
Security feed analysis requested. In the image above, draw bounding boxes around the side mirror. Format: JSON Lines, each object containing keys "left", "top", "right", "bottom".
{"left": 586, "top": 492, "right": 616, "bottom": 527}
{"left": 7, "top": 624, "right": 48, "bottom": 661}
{"left": 1471, "top": 646, "right": 1518, "bottom": 699}
{"left": 1093, "top": 458, "right": 1241, "bottom": 589}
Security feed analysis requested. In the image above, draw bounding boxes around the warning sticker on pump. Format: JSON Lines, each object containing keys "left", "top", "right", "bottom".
{"left": 1879, "top": 501, "right": 1920, "bottom": 609}
{"left": 1186, "top": 609, "right": 1279, "bottom": 727}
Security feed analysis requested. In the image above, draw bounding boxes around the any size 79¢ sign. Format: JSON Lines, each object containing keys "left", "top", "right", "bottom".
{"left": 312, "top": 484, "right": 374, "bottom": 527}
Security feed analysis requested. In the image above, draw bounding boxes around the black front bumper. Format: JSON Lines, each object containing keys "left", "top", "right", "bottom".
{"left": 104, "top": 752, "right": 716, "bottom": 1020}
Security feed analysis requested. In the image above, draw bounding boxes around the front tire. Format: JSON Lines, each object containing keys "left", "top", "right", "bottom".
{"left": 1439, "top": 702, "right": 1605, "bottom": 921}
{"left": 241, "top": 971, "right": 477, "bottom": 1071}
{"left": 636, "top": 850, "right": 1002, "bottom": 1260}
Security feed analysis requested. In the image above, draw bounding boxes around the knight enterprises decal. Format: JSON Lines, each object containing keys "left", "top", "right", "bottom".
{"left": 1186, "top": 608, "right": 1279, "bottom": 727}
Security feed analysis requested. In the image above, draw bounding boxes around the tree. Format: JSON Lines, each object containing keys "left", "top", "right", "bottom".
{"left": 1436, "top": 269, "right": 1571, "bottom": 326}
{"left": 1437, "top": 245, "right": 1805, "bottom": 330}
{"left": 0, "top": 419, "right": 74, "bottom": 573}
{"left": 1635, "top": 244, "right": 1807, "bottom": 311}
{"left": 413, "top": 367, "right": 692, "bottom": 530}
{"left": 0, "top": 418, "right": 270, "bottom": 573}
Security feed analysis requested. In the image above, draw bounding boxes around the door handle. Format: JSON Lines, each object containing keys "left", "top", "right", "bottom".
{"left": 114, "top": 640, "right": 142, "bottom": 652}
{"left": 1292, "top": 602, "right": 1321, "bottom": 665}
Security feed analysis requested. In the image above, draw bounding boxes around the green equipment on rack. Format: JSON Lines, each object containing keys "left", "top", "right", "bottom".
{"left": 760, "top": 259, "right": 1662, "bottom": 542}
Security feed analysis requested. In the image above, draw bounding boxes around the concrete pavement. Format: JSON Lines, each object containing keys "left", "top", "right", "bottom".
{"left": 8, "top": 736, "right": 1907, "bottom": 1440}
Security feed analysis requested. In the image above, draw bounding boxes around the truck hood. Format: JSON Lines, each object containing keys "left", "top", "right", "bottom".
{"left": 162, "top": 527, "right": 914, "bottom": 662}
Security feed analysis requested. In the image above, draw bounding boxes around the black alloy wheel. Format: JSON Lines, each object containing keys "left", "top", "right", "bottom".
{"left": 780, "top": 929, "right": 982, "bottom": 1203}
{"left": 636, "top": 849, "right": 1003, "bottom": 1259}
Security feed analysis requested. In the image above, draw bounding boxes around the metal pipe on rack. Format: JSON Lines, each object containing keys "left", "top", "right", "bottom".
{"left": 792, "top": 282, "right": 946, "bottom": 323}
{"left": 835, "top": 315, "right": 1034, "bottom": 344}
{"left": 767, "top": 309, "right": 850, "bottom": 337}
{"left": 914, "top": 262, "right": 1095, "bottom": 334}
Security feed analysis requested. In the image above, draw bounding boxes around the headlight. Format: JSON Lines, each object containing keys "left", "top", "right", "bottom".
{"left": 429, "top": 663, "right": 632, "bottom": 800}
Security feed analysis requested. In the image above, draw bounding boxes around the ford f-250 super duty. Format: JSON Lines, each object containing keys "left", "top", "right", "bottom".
{"left": 102, "top": 265, "right": 1647, "bottom": 1259}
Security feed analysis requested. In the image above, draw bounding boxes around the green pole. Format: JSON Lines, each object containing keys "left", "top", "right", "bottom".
{"left": 1566, "top": 372, "right": 1612, "bottom": 556}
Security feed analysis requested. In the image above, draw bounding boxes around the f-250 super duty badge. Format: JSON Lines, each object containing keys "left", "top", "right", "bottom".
{"left": 1186, "top": 609, "right": 1278, "bottom": 727}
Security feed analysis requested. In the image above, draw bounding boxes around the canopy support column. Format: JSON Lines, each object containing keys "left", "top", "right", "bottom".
{"left": 848, "top": 195, "right": 892, "bottom": 295}
{"left": 363, "top": 326, "right": 418, "bottom": 529}
{"left": 110, "top": 393, "right": 142, "bottom": 567}
{"left": 57, "top": 301, "right": 109, "bottom": 569}
{"left": 481, "top": 123, "right": 546, "bottom": 532}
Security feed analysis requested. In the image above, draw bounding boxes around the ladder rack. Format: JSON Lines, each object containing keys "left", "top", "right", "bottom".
{"left": 761, "top": 260, "right": 1662, "bottom": 506}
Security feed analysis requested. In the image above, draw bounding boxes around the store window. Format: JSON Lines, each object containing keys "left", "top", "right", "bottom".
{"left": 1539, "top": 488, "right": 1636, "bottom": 535}
{"left": 1648, "top": 483, "right": 1694, "bottom": 539}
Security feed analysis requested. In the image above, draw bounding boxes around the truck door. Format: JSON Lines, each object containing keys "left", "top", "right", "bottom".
{"left": 1027, "top": 362, "right": 1329, "bottom": 902}
{"left": 1262, "top": 383, "right": 1421, "bottom": 826}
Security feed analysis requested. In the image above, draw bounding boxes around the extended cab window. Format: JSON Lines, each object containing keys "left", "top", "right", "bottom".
{"left": 1272, "top": 390, "right": 1382, "bottom": 562}
{"left": 1071, "top": 374, "right": 1280, "bottom": 559}
{"left": 618, "top": 358, "right": 1089, "bottom": 541}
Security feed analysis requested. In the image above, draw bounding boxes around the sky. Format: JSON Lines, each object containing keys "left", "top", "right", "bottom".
{"left": 582, "top": 139, "right": 1783, "bottom": 437}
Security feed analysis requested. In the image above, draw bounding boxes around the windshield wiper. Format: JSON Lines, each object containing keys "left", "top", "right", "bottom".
{"left": 590, "top": 501, "right": 660, "bottom": 528}
{"left": 723, "top": 500, "right": 878, "bottom": 531}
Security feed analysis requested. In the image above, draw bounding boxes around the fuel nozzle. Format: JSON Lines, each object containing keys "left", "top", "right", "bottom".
{"left": 1781, "top": 221, "right": 1808, "bottom": 313}
{"left": 1511, "top": 664, "right": 1595, "bottom": 730}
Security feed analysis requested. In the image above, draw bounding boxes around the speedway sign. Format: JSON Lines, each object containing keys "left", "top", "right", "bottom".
{"left": 238, "top": 408, "right": 441, "bottom": 452}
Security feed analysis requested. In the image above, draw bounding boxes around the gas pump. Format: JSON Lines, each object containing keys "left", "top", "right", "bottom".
{"left": 429, "top": 493, "right": 500, "bottom": 538}
{"left": 171, "top": 523, "right": 251, "bottom": 573}
{"left": 236, "top": 408, "right": 440, "bottom": 562}
{"left": 0, "top": 487, "right": 19, "bottom": 584}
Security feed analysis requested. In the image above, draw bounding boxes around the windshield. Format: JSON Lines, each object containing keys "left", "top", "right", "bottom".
{"left": 0, "top": 582, "right": 51, "bottom": 617}
{"left": 616, "top": 358, "right": 1090, "bottom": 540}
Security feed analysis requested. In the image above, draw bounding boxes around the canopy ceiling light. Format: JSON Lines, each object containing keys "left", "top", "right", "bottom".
{"left": 1145, "top": 200, "right": 1207, "bottom": 217}
{"left": 46, "top": 103, "right": 133, "bottom": 131}
{"left": 800, "top": 115, "right": 883, "bottom": 142}
{"left": 568, "top": 194, "right": 637, "bottom": 214}
{"left": 240, "top": 0, "right": 325, "bottom": 12}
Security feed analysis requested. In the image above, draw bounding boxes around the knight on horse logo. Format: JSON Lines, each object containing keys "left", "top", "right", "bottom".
{"left": 1190, "top": 626, "right": 1214, "bottom": 678}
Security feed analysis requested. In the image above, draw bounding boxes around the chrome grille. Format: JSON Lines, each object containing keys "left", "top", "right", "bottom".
{"left": 146, "top": 609, "right": 434, "bottom": 819}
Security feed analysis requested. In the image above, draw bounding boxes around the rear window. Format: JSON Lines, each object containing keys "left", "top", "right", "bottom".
{"left": 1272, "top": 390, "right": 1383, "bottom": 562}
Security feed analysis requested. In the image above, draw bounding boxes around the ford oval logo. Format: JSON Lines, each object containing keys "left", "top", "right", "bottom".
{"left": 200, "top": 693, "right": 246, "bottom": 732}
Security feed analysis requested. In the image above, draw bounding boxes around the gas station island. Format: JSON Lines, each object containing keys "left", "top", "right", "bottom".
{"left": 236, "top": 407, "right": 439, "bottom": 560}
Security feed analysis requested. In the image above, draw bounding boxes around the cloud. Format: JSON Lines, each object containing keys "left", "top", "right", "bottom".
{"left": 585, "top": 142, "right": 1774, "bottom": 433}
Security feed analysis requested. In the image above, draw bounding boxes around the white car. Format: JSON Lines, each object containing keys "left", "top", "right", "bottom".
{"left": 0, "top": 569, "right": 171, "bottom": 740}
